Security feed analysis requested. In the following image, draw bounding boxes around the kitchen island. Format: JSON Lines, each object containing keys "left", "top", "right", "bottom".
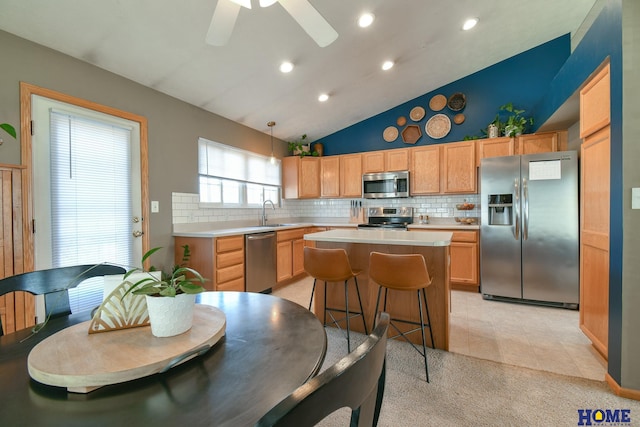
{"left": 304, "top": 229, "right": 452, "bottom": 350}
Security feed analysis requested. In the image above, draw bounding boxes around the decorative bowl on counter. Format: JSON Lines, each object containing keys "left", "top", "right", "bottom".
{"left": 455, "top": 202, "right": 475, "bottom": 210}
{"left": 455, "top": 217, "right": 478, "bottom": 224}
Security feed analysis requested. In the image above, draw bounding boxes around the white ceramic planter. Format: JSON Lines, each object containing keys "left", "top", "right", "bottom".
{"left": 145, "top": 293, "right": 196, "bottom": 337}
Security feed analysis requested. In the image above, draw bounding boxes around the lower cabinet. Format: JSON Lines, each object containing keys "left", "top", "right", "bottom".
{"left": 276, "top": 228, "right": 307, "bottom": 283}
{"left": 412, "top": 229, "right": 479, "bottom": 291}
{"left": 174, "top": 234, "right": 245, "bottom": 291}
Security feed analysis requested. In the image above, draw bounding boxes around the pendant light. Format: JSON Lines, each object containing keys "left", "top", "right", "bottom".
{"left": 268, "top": 121, "right": 276, "bottom": 164}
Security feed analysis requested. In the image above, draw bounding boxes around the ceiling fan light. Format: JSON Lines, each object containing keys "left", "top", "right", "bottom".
{"left": 358, "top": 13, "right": 375, "bottom": 28}
{"left": 382, "top": 60, "right": 394, "bottom": 71}
{"left": 260, "top": 0, "right": 278, "bottom": 7}
{"left": 279, "top": 61, "right": 294, "bottom": 73}
{"left": 462, "top": 18, "right": 478, "bottom": 31}
{"left": 229, "top": 0, "right": 252, "bottom": 9}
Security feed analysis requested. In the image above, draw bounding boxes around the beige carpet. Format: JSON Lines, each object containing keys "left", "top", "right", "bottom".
{"left": 317, "top": 327, "right": 640, "bottom": 427}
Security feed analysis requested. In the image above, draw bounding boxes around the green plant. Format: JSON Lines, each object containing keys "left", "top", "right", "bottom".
{"left": 288, "top": 134, "right": 319, "bottom": 157}
{"left": 499, "top": 103, "right": 533, "bottom": 137}
{"left": 123, "top": 246, "right": 205, "bottom": 297}
{"left": 1, "top": 123, "right": 16, "bottom": 139}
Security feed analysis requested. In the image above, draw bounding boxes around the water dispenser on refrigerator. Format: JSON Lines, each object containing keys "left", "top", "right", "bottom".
{"left": 488, "top": 194, "right": 512, "bottom": 225}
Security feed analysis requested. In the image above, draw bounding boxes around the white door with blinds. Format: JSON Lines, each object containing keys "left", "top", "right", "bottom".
{"left": 31, "top": 95, "right": 143, "bottom": 318}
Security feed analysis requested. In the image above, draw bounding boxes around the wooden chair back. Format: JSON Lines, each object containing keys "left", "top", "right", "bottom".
{"left": 0, "top": 264, "right": 125, "bottom": 335}
{"left": 255, "top": 313, "right": 390, "bottom": 427}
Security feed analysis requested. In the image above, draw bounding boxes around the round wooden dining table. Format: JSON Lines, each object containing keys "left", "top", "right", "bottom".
{"left": 0, "top": 291, "right": 327, "bottom": 426}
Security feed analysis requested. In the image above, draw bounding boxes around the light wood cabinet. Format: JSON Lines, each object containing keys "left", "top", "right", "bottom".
{"left": 516, "top": 132, "right": 558, "bottom": 155}
{"left": 276, "top": 228, "right": 307, "bottom": 283}
{"left": 442, "top": 141, "right": 476, "bottom": 194}
{"left": 340, "top": 154, "right": 362, "bottom": 197}
{"left": 477, "top": 137, "right": 514, "bottom": 166}
{"left": 410, "top": 145, "right": 440, "bottom": 194}
{"left": 579, "top": 62, "right": 610, "bottom": 360}
{"left": 362, "top": 149, "right": 409, "bottom": 173}
{"left": 411, "top": 228, "right": 479, "bottom": 291}
{"left": 0, "top": 165, "right": 32, "bottom": 335}
{"left": 282, "top": 156, "right": 321, "bottom": 199}
{"left": 320, "top": 156, "right": 340, "bottom": 198}
{"left": 174, "top": 234, "right": 245, "bottom": 292}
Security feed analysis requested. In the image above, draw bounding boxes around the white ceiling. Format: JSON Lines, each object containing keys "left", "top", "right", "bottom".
{"left": 0, "top": 0, "right": 597, "bottom": 142}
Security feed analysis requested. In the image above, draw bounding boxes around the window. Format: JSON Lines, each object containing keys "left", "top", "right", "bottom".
{"left": 198, "top": 137, "right": 281, "bottom": 206}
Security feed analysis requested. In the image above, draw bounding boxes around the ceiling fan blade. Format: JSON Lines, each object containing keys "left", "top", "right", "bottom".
{"left": 205, "top": 0, "right": 242, "bottom": 46}
{"left": 277, "top": 0, "right": 338, "bottom": 47}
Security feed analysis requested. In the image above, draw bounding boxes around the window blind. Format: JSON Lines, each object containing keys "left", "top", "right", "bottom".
{"left": 49, "top": 110, "right": 134, "bottom": 313}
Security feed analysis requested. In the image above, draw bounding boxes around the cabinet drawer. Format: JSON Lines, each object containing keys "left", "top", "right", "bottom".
{"left": 451, "top": 230, "right": 477, "bottom": 243}
{"left": 216, "top": 250, "right": 244, "bottom": 269}
{"left": 216, "top": 235, "right": 244, "bottom": 252}
{"left": 216, "top": 277, "right": 245, "bottom": 292}
{"left": 277, "top": 228, "right": 306, "bottom": 242}
{"left": 216, "top": 263, "right": 244, "bottom": 284}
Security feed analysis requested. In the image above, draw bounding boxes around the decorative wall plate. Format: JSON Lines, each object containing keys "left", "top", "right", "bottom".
{"left": 453, "top": 113, "right": 465, "bottom": 124}
{"left": 409, "top": 106, "right": 425, "bottom": 122}
{"left": 401, "top": 125, "right": 422, "bottom": 144}
{"left": 447, "top": 92, "right": 466, "bottom": 111}
{"left": 429, "top": 94, "right": 447, "bottom": 111}
{"left": 383, "top": 126, "right": 399, "bottom": 142}
{"left": 425, "top": 114, "right": 451, "bottom": 139}
{"left": 396, "top": 116, "right": 407, "bottom": 126}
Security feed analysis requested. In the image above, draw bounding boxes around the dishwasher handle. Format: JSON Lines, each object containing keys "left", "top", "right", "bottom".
{"left": 246, "top": 232, "right": 276, "bottom": 240}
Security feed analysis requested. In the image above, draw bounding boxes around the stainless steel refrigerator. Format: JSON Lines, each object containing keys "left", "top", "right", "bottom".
{"left": 480, "top": 151, "right": 579, "bottom": 308}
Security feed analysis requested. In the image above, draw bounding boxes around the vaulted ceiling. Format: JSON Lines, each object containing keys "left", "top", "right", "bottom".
{"left": 0, "top": 0, "right": 597, "bottom": 141}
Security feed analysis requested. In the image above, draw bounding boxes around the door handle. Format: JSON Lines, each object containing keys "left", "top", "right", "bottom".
{"left": 513, "top": 178, "right": 520, "bottom": 240}
{"left": 523, "top": 178, "right": 529, "bottom": 241}
{"left": 132, "top": 230, "right": 144, "bottom": 238}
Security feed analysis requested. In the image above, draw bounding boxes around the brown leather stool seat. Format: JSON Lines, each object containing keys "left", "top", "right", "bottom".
{"left": 369, "top": 251, "right": 435, "bottom": 382}
{"left": 305, "top": 246, "right": 368, "bottom": 352}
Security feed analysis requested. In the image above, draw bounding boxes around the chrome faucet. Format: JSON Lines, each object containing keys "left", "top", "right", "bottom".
{"left": 261, "top": 199, "right": 275, "bottom": 226}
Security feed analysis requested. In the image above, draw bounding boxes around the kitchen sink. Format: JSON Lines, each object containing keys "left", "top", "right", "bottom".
{"left": 259, "top": 223, "right": 297, "bottom": 227}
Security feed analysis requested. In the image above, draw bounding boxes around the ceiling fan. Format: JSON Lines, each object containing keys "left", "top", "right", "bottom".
{"left": 206, "top": 0, "right": 338, "bottom": 47}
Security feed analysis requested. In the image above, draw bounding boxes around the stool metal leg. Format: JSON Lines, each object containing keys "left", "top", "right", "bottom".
{"left": 422, "top": 288, "right": 435, "bottom": 349}
{"left": 323, "top": 281, "right": 328, "bottom": 328}
{"left": 353, "top": 277, "right": 368, "bottom": 335}
{"left": 417, "top": 289, "right": 430, "bottom": 382}
{"left": 308, "top": 278, "right": 317, "bottom": 311}
{"left": 344, "top": 279, "right": 351, "bottom": 352}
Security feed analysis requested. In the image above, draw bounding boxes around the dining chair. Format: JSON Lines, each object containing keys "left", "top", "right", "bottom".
{"left": 254, "top": 312, "right": 390, "bottom": 427}
{"left": 0, "top": 264, "right": 125, "bottom": 336}
{"left": 304, "top": 246, "right": 368, "bottom": 352}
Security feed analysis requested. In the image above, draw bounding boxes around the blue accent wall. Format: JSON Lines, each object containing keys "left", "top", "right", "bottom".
{"left": 318, "top": 35, "right": 570, "bottom": 156}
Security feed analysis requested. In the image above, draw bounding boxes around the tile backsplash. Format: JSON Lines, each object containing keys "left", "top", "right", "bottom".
{"left": 172, "top": 192, "right": 480, "bottom": 225}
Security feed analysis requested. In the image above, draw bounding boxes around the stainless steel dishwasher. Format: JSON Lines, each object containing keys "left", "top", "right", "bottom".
{"left": 245, "top": 232, "right": 276, "bottom": 293}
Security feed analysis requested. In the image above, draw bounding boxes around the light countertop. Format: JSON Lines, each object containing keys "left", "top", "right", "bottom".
{"left": 304, "top": 228, "right": 452, "bottom": 247}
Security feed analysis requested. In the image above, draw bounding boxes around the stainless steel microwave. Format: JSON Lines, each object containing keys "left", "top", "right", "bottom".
{"left": 362, "top": 171, "right": 410, "bottom": 199}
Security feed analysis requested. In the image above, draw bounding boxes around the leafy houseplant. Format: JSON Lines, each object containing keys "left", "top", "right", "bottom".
{"left": 1, "top": 123, "right": 17, "bottom": 139}
{"left": 288, "top": 134, "right": 319, "bottom": 157}
{"left": 123, "top": 246, "right": 206, "bottom": 337}
{"left": 499, "top": 103, "right": 534, "bottom": 137}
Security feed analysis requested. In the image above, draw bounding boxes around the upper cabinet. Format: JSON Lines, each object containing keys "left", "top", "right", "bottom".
{"left": 362, "top": 149, "right": 409, "bottom": 173}
{"left": 282, "top": 156, "right": 321, "bottom": 199}
{"left": 410, "top": 145, "right": 440, "bottom": 195}
{"left": 516, "top": 132, "right": 558, "bottom": 155}
{"left": 442, "top": 141, "right": 476, "bottom": 194}
{"left": 320, "top": 156, "right": 340, "bottom": 198}
{"left": 476, "top": 137, "right": 514, "bottom": 165}
{"left": 340, "top": 154, "right": 363, "bottom": 197}
{"left": 477, "top": 131, "right": 567, "bottom": 166}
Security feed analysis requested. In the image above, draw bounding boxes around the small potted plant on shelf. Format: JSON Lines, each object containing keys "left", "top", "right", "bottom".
{"left": 288, "top": 134, "right": 319, "bottom": 157}
{"left": 499, "top": 102, "right": 534, "bottom": 137}
{"left": 122, "top": 246, "right": 205, "bottom": 337}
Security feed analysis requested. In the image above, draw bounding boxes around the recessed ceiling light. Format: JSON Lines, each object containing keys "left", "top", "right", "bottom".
{"left": 279, "top": 61, "right": 294, "bottom": 73}
{"left": 382, "top": 60, "right": 394, "bottom": 71}
{"left": 229, "top": 0, "right": 252, "bottom": 9}
{"left": 358, "top": 13, "right": 375, "bottom": 28}
{"left": 462, "top": 18, "right": 478, "bottom": 31}
{"left": 259, "top": 0, "right": 277, "bottom": 7}
{"left": 318, "top": 93, "right": 329, "bottom": 102}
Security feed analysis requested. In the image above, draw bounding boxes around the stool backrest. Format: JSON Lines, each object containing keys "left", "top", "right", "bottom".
{"left": 303, "top": 246, "right": 354, "bottom": 282}
{"left": 255, "top": 312, "right": 390, "bottom": 427}
{"left": 369, "top": 252, "right": 432, "bottom": 290}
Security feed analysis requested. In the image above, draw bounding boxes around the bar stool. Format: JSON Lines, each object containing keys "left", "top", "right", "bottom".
{"left": 304, "top": 246, "right": 368, "bottom": 352}
{"left": 369, "top": 251, "right": 435, "bottom": 382}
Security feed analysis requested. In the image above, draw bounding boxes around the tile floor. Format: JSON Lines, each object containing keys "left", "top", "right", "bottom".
{"left": 273, "top": 277, "right": 607, "bottom": 381}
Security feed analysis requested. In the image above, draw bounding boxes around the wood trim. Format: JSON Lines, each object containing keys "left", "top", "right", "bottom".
{"left": 19, "top": 82, "right": 150, "bottom": 269}
{"left": 606, "top": 373, "right": 640, "bottom": 401}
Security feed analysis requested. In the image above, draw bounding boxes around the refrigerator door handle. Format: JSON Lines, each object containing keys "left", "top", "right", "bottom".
{"left": 514, "top": 178, "right": 520, "bottom": 240}
{"left": 523, "top": 178, "right": 529, "bottom": 240}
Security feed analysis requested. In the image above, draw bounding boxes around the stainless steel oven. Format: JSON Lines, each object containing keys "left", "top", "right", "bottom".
{"left": 357, "top": 206, "right": 413, "bottom": 230}
{"left": 362, "top": 171, "right": 409, "bottom": 199}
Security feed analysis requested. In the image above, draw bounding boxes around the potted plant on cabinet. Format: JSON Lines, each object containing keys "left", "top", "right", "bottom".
{"left": 288, "top": 134, "right": 319, "bottom": 157}
{"left": 122, "top": 246, "right": 205, "bottom": 337}
{"left": 499, "top": 103, "right": 534, "bottom": 137}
